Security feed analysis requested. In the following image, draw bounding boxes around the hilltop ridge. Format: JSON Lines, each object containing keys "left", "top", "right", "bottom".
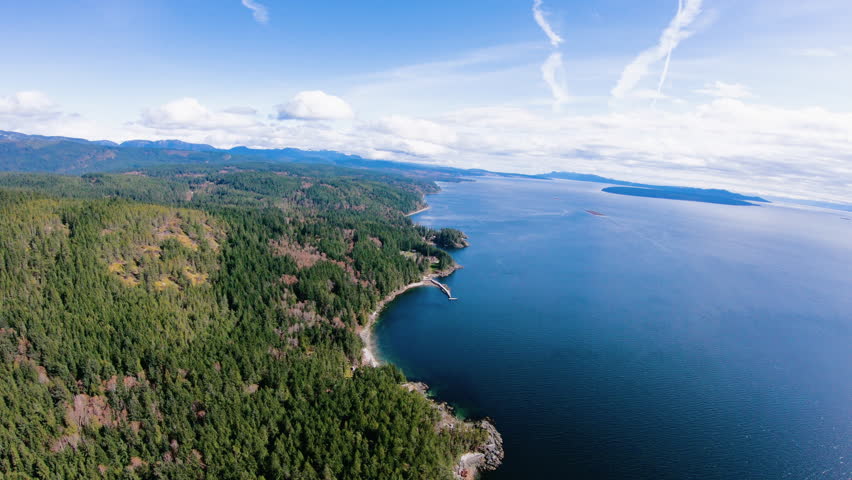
{"left": 9, "top": 129, "right": 847, "bottom": 210}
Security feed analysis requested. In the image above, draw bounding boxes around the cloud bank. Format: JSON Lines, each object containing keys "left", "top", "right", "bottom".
{"left": 3, "top": 88, "right": 849, "bottom": 203}
{"left": 88, "top": 94, "right": 850, "bottom": 204}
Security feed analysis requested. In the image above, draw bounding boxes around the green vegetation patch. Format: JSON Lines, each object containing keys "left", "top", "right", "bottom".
{"left": 0, "top": 166, "right": 480, "bottom": 479}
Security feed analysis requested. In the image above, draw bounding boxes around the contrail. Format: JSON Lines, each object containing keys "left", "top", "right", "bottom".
{"left": 532, "top": 0, "right": 564, "bottom": 47}
{"left": 542, "top": 52, "right": 569, "bottom": 109}
{"left": 532, "top": 0, "right": 568, "bottom": 109}
{"left": 612, "top": 0, "right": 703, "bottom": 99}
{"left": 241, "top": 0, "right": 269, "bottom": 24}
{"left": 653, "top": 0, "right": 684, "bottom": 106}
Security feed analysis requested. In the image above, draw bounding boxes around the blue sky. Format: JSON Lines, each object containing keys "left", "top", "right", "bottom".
{"left": 1, "top": 0, "right": 851, "bottom": 202}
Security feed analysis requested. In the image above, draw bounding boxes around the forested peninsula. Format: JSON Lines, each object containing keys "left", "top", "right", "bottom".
{"left": 0, "top": 164, "right": 500, "bottom": 479}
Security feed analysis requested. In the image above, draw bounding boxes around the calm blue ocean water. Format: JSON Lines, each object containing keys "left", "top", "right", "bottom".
{"left": 374, "top": 177, "right": 852, "bottom": 479}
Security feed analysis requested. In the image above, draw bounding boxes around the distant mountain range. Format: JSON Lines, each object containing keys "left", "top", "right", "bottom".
{"left": 11, "top": 128, "right": 851, "bottom": 209}
{"left": 0, "top": 129, "right": 524, "bottom": 183}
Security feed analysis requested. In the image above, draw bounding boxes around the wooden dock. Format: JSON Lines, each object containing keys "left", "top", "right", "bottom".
{"left": 430, "top": 279, "right": 457, "bottom": 300}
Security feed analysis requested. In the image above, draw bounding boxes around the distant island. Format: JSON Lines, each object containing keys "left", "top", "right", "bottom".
{"left": 542, "top": 171, "right": 769, "bottom": 206}
{"left": 602, "top": 186, "right": 769, "bottom": 206}
{"left": 7, "top": 129, "right": 847, "bottom": 211}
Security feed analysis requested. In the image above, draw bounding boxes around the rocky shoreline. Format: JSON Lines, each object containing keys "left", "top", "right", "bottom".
{"left": 357, "top": 265, "right": 504, "bottom": 478}
{"left": 356, "top": 198, "right": 504, "bottom": 478}
{"left": 403, "top": 382, "right": 504, "bottom": 480}
{"left": 454, "top": 420, "right": 504, "bottom": 480}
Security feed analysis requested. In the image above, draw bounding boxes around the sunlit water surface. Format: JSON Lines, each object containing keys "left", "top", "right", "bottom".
{"left": 375, "top": 178, "right": 852, "bottom": 479}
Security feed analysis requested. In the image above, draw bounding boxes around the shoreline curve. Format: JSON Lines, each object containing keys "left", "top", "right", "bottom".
{"left": 358, "top": 194, "right": 504, "bottom": 479}
{"left": 357, "top": 265, "right": 459, "bottom": 367}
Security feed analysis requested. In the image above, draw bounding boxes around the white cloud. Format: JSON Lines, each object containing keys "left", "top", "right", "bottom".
{"left": 632, "top": 89, "right": 670, "bottom": 100}
{"left": 277, "top": 91, "right": 355, "bottom": 121}
{"left": 363, "top": 115, "right": 457, "bottom": 157}
{"left": 435, "top": 101, "right": 852, "bottom": 202}
{"left": 9, "top": 88, "right": 851, "bottom": 205}
{"left": 0, "top": 90, "right": 97, "bottom": 139}
{"left": 532, "top": 0, "right": 563, "bottom": 47}
{"left": 530, "top": 1, "right": 569, "bottom": 109}
{"left": 223, "top": 106, "right": 258, "bottom": 115}
{"left": 790, "top": 48, "right": 839, "bottom": 57}
{"left": 371, "top": 115, "right": 457, "bottom": 145}
{"left": 241, "top": 0, "right": 269, "bottom": 24}
{"left": 653, "top": 0, "right": 684, "bottom": 105}
{"left": 123, "top": 94, "right": 852, "bottom": 203}
{"left": 0, "top": 91, "right": 61, "bottom": 119}
{"left": 139, "top": 98, "right": 258, "bottom": 130}
{"left": 541, "top": 52, "right": 569, "bottom": 108}
{"left": 612, "top": 0, "right": 703, "bottom": 99}
{"left": 0, "top": 91, "right": 117, "bottom": 140}
{"left": 696, "top": 81, "right": 752, "bottom": 99}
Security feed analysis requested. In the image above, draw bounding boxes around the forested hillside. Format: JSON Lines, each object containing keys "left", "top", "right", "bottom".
{"left": 0, "top": 130, "right": 475, "bottom": 183}
{"left": 0, "top": 164, "right": 484, "bottom": 479}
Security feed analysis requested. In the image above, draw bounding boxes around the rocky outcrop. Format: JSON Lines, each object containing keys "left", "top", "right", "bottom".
{"left": 402, "top": 382, "right": 504, "bottom": 479}
{"left": 432, "top": 228, "right": 470, "bottom": 249}
{"left": 454, "top": 419, "right": 504, "bottom": 479}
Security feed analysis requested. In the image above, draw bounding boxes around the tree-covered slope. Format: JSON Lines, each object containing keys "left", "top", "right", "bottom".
{"left": 0, "top": 166, "right": 483, "bottom": 479}
{"left": 0, "top": 130, "right": 525, "bottom": 184}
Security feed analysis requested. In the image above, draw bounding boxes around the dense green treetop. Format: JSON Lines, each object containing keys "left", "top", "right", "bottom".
{"left": 431, "top": 228, "right": 470, "bottom": 249}
{"left": 0, "top": 164, "right": 479, "bottom": 479}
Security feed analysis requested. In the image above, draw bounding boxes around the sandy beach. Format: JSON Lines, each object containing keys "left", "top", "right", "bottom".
{"left": 358, "top": 199, "right": 443, "bottom": 366}
{"left": 357, "top": 267, "right": 459, "bottom": 367}
{"left": 405, "top": 205, "right": 431, "bottom": 217}
{"left": 358, "top": 278, "right": 428, "bottom": 367}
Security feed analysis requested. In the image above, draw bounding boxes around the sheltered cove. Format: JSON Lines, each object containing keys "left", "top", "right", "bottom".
{"left": 356, "top": 204, "right": 504, "bottom": 479}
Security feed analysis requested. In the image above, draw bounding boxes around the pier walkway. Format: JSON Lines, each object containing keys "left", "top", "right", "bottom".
{"left": 430, "top": 279, "right": 458, "bottom": 300}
